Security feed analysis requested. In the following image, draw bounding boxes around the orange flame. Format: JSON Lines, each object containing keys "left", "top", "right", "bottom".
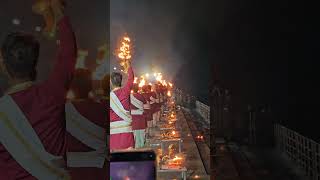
{"left": 167, "top": 90, "right": 171, "bottom": 97}
{"left": 156, "top": 73, "right": 162, "bottom": 82}
{"left": 117, "top": 36, "right": 131, "bottom": 61}
{"left": 139, "top": 78, "right": 145, "bottom": 88}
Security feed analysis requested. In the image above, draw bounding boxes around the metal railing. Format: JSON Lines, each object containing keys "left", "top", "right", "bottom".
{"left": 196, "top": 100, "right": 210, "bottom": 124}
{"left": 174, "top": 88, "right": 210, "bottom": 123}
{"left": 274, "top": 124, "right": 320, "bottom": 180}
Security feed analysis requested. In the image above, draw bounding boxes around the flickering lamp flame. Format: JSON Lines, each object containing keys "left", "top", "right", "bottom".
{"left": 134, "top": 77, "right": 138, "bottom": 84}
{"left": 169, "top": 82, "right": 173, "bottom": 87}
{"left": 162, "top": 80, "right": 167, "bottom": 86}
{"left": 117, "top": 35, "right": 132, "bottom": 63}
{"left": 138, "top": 78, "right": 146, "bottom": 88}
{"left": 194, "top": 175, "right": 200, "bottom": 179}
{"left": 172, "top": 155, "right": 182, "bottom": 161}
{"left": 167, "top": 91, "right": 172, "bottom": 97}
{"left": 123, "top": 36, "right": 131, "bottom": 42}
{"left": 156, "top": 73, "right": 163, "bottom": 82}
{"left": 113, "top": 67, "right": 117, "bottom": 70}
{"left": 131, "top": 90, "right": 134, "bottom": 94}
{"left": 167, "top": 155, "right": 184, "bottom": 167}
{"left": 172, "top": 131, "right": 176, "bottom": 135}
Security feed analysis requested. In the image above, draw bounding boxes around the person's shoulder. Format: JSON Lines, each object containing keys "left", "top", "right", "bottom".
{"left": 135, "top": 93, "right": 145, "bottom": 100}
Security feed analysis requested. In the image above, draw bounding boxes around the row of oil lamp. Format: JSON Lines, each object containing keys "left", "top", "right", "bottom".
{"left": 157, "top": 97, "right": 186, "bottom": 169}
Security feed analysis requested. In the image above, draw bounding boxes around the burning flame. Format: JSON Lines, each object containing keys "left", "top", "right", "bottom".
{"left": 117, "top": 36, "right": 131, "bottom": 61}
{"left": 172, "top": 131, "right": 176, "bottom": 135}
{"left": 167, "top": 91, "right": 171, "bottom": 97}
{"left": 139, "top": 78, "right": 146, "bottom": 87}
{"left": 167, "top": 155, "right": 184, "bottom": 166}
{"left": 169, "top": 82, "right": 173, "bottom": 87}
{"left": 162, "top": 80, "right": 167, "bottom": 86}
{"left": 194, "top": 175, "right": 200, "bottom": 179}
{"left": 156, "top": 73, "right": 162, "bottom": 82}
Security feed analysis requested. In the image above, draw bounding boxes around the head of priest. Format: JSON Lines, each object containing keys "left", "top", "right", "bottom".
{"left": 0, "top": 32, "right": 39, "bottom": 88}
{"left": 110, "top": 72, "right": 122, "bottom": 90}
{"left": 69, "top": 68, "right": 92, "bottom": 99}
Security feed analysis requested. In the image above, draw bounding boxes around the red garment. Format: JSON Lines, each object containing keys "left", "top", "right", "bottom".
{"left": 141, "top": 92, "right": 153, "bottom": 121}
{"left": 110, "top": 67, "right": 134, "bottom": 150}
{"left": 131, "top": 93, "right": 147, "bottom": 130}
{"left": 150, "top": 92, "right": 160, "bottom": 113}
{"left": 0, "top": 17, "right": 76, "bottom": 180}
{"left": 67, "top": 100, "right": 107, "bottom": 180}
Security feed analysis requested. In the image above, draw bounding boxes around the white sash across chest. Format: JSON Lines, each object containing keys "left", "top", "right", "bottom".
{"left": 150, "top": 96, "right": 158, "bottom": 104}
{"left": 0, "top": 95, "right": 70, "bottom": 180}
{"left": 65, "top": 102, "right": 106, "bottom": 168}
{"left": 110, "top": 91, "right": 132, "bottom": 134}
{"left": 130, "top": 94, "right": 144, "bottom": 115}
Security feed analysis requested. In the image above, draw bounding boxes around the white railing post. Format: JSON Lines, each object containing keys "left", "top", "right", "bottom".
{"left": 274, "top": 124, "right": 320, "bottom": 180}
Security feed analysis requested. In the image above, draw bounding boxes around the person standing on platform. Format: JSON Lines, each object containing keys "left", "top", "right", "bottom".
{"left": 130, "top": 84, "right": 147, "bottom": 148}
{"left": 65, "top": 69, "right": 107, "bottom": 180}
{"left": 110, "top": 61, "right": 134, "bottom": 151}
{"left": 0, "top": 0, "right": 76, "bottom": 179}
{"left": 151, "top": 84, "right": 160, "bottom": 126}
{"left": 141, "top": 85, "right": 153, "bottom": 138}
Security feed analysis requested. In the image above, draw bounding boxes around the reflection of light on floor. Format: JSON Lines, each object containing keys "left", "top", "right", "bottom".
{"left": 124, "top": 176, "right": 130, "bottom": 180}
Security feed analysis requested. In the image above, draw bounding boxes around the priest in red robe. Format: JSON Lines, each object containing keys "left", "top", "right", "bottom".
{"left": 130, "top": 84, "right": 148, "bottom": 148}
{"left": 0, "top": 1, "right": 76, "bottom": 179}
{"left": 66, "top": 69, "right": 107, "bottom": 180}
{"left": 110, "top": 61, "right": 134, "bottom": 151}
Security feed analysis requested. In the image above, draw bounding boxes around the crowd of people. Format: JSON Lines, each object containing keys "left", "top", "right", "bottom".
{"left": 110, "top": 62, "right": 170, "bottom": 151}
